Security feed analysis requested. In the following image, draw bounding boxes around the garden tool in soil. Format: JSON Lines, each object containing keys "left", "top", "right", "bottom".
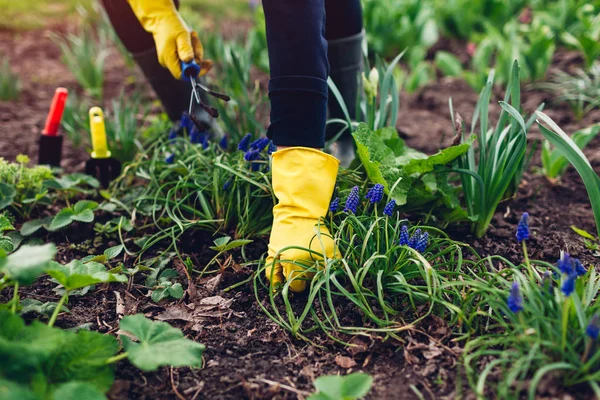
{"left": 180, "top": 60, "right": 230, "bottom": 120}
{"left": 84, "top": 107, "right": 121, "bottom": 188}
{"left": 38, "top": 88, "right": 68, "bottom": 167}
{"left": 326, "top": 30, "right": 365, "bottom": 168}
{"left": 266, "top": 147, "right": 340, "bottom": 293}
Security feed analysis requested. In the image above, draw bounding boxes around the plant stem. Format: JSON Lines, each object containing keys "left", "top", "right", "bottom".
{"left": 11, "top": 282, "right": 18, "bottom": 314}
{"left": 106, "top": 352, "right": 129, "bottom": 364}
{"left": 522, "top": 241, "right": 534, "bottom": 281}
{"left": 48, "top": 292, "right": 69, "bottom": 327}
{"left": 582, "top": 340, "right": 593, "bottom": 364}
{"left": 561, "top": 296, "right": 571, "bottom": 352}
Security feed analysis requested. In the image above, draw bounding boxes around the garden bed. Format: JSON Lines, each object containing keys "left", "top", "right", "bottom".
{"left": 2, "top": 13, "right": 600, "bottom": 400}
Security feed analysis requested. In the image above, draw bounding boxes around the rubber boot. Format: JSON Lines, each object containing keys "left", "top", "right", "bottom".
{"left": 326, "top": 30, "right": 364, "bottom": 167}
{"left": 133, "top": 48, "right": 213, "bottom": 128}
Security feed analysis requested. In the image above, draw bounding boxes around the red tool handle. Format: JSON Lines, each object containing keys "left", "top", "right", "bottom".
{"left": 42, "top": 88, "right": 69, "bottom": 137}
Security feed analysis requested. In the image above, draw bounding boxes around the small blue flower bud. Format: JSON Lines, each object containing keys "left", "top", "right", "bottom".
{"left": 383, "top": 199, "right": 396, "bottom": 216}
{"left": 238, "top": 133, "right": 252, "bottom": 152}
{"left": 516, "top": 212, "right": 530, "bottom": 242}
{"left": 399, "top": 225, "right": 410, "bottom": 246}
{"left": 344, "top": 186, "right": 360, "bottom": 214}
{"left": 330, "top": 197, "right": 340, "bottom": 212}
{"left": 507, "top": 281, "right": 524, "bottom": 313}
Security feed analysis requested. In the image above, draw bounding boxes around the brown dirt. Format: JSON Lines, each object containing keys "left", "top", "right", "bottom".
{"left": 2, "top": 20, "right": 600, "bottom": 400}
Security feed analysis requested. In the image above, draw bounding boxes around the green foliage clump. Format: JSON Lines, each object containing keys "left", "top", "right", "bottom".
{"left": 0, "top": 57, "right": 21, "bottom": 101}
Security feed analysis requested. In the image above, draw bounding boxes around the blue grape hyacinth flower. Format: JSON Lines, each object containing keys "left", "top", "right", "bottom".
{"left": 383, "top": 199, "right": 396, "bottom": 217}
{"left": 238, "top": 133, "right": 252, "bottom": 151}
{"left": 199, "top": 133, "right": 209, "bottom": 149}
{"left": 561, "top": 274, "right": 576, "bottom": 297}
{"left": 168, "top": 128, "right": 177, "bottom": 144}
{"left": 330, "top": 197, "right": 340, "bottom": 213}
{"left": 507, "top": 281, "right": 524, "bottom": 313}
{"left": 408, "top": 229, "right": 422, "bottom": 249}
{"left": 415, "top": 232, "right": 429, "bottom": 253}
{"left": 344, "top": 186, "right": 360, "bottom": 214}
{"left": 586, "top": 314, "right": 600, "bottom": 340}
{"left": 574, "top": 258, "right": 587, "bottom": 277}
{"left": 516, "top": 212, "right": 530, "bottom": 242}
{"left": 165, "top": 153, "right": 175, "bottom": 164}
{"left": 180, "top": 113, "right": 193, "bottom": 133}
{"left": 365, "top": 184, "right": 385, "bottom": 204}
{"left": 250, "top": 137, "right": 270, "bottom": 151}
{"left": 223, "top": 179, "right": 232, "bottom": 191}
{"left": 399, "top": 225, "right": 410, "bottom": 246}
{"left": 219, "top": 135, "right": 228, "bottom": 150}
{"left": 267, "top": 141, "right": 277, "bottom": 155}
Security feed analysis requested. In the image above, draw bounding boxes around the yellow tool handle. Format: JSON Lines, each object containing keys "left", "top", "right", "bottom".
{"left": 89, "top": 107, "right": 111, "bottom": 159}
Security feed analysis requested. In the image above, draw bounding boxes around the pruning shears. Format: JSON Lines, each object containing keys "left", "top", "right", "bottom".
{"left": 180, "top": 60, "right": 230, "bottom": 119}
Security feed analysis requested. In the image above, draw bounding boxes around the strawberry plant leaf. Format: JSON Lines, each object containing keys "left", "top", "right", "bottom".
{"left": 49, "top": 208, "right": 75, "bottom": 231}
{"left": 20, "top": 217, "right": 52, "bottom": 236}
{"left": 0, "top": 379, "right": 39, "bottom": 400}
{"left": 0, "top": 215, "right": 14, "bottom": 232}
{"left": 52, "top": 382, "right": 106, "bottom": 400}
{"left": 167, "top": 283, "right": 184, "bottom": 299}
{"left": 103, "top": 245, "right": 124, "bottom": 260}
{"left": 47, "top": 260, "right": 127, "bottom": 291}
{"left": 0, "top": 183, "right": 16, "bottom": 210}
{"left": 0, "top": 236, "right": 13, "bottom": 253}
{"left": 73, "top": 200, "right": 98, "bottom": 214}
{"left": 0, "top": 244, "right": 56, "bottom": 285}
{"left": 120, "top": 314, "right": 205, "bottom": 371}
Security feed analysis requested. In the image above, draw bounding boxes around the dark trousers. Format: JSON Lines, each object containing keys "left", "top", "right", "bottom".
{"left": 101, "top": 0, "right": 363, "bottom": 148}
{"left": 264, "top": 0, "right": 363, "bottom": 148}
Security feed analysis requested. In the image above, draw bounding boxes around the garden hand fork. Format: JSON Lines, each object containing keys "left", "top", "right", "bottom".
{"left": 180, "top": 60, "right": 230, "bottom": 119}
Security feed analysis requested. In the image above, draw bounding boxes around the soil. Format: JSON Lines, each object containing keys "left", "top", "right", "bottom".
{"left": 2, "top": 18, "right": 600, "bottom": 400}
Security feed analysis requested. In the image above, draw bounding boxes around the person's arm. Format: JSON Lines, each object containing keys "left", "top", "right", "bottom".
{"left": 126, "top": 0, "right": 212, "bottom": 79}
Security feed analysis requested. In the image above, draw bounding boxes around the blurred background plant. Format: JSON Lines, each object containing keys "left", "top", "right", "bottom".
{"left": 537, "top": 62, "right": 600, "bottom": 120}
{"left": 0, "top": 56, "right": 21, "bottom": 101}
{"left": 50, "top": 26, "right": 109, "bottom": 101}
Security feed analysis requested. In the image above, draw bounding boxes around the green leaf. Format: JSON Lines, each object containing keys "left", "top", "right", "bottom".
{"left": 0, "top": 183, "right": 16, "bottom": 210}
{"left": 167, "top": 283, "right": 184, "bottom": 299}
{"left": 47, "top": 260, "right": 127, "bottom": 291}
{"left": 0, "top": 379, "right": 39, "bottom": 400}
{"left": 209, "top": 237, "right": 253, "bottom": 252}
{"left": 571, "top": 226, "right": 597, "bottom": 241}
{"left": 103, "top": 245, "right": 123, "bottom": 260}
{"left": 120, "top": 314, "right": 205, "bottom": 371}
{"left": 73, "top": 200, "right": 98, "bottom": 214}
{"left": 310, "top": 373, "right": 373, "bottom": 400}
{"left": 52, "top": 382, "right": 106, "bottom": 400}
{"left": 435, "top": 51, "right": 463, "bottom": 77}
{"left": 48, "top": 330, "right": 118, "bottom": 392}
{"left": 0, "top": 236, "right": 13, "bottom": 253}
{"left": 352, "top": 123, "right": 469, "bottom": 211}
{"left": 151, "top": 288, "right": 169, "bottom": 303}
{"left": 19, "top": 299, "right": 69, "bottom": 318}
{"left": 20, "top": 217, "right": 52, "bottom": 236}
{"left": 0, "top": 215, "right": 14, "bottom": 232}
{"left": 0, "top": 244, "right": 56, "bottom": 285}
{"left": 49, "top": 208, "right": 75, "bottom": 231}
{"left": 72, "top": 209, "right": 94, "bottom": 223}
{"left": 537, "top": 112, "right": 600, "bottom": 237}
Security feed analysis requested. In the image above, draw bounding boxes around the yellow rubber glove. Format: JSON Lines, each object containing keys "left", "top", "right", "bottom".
{"left": 127, "top": 0, "right": 212, "bottom": 79}
{"left": 266, "top": 147, "right": 340, "bottom": 293}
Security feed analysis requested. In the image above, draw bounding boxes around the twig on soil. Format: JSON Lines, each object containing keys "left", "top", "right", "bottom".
{"left": 170, "top": 367, "right": 187, "bottom": 400}
{"left": 254, "top": 378, "right": 311, "bottom": 397}
{"left": 114, "top": 291, "right": 125, "bottom": 320}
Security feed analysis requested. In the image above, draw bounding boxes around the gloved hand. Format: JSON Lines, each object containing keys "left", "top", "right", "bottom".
{"left": 127, "top": 0, "right": 212, "bottom": 79}
{"left": 266, "top": 147, "right": 340, "bottom": 293}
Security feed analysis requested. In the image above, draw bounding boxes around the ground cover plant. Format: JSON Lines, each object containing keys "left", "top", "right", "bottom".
{"left": 3, "top": 0, "right": 600, "bottom": 398}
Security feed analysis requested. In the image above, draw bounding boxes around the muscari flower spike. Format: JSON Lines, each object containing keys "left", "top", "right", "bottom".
{"left": 330, "top": 197, "right": 340, "bottom": 213}
{"left": 168, "top": 128, "right": 177, "bottom": 144}
{"left": 586, "top": 314, "right": 600, "bottom": 340}
{"left": 557, "top": 253, "right": 587, "bottom": 277}
{"left": 180, "top": 113, "right": 193, "bottom": 133}
{"left": 267, "top": 141, "right": 277, "bottom": 155}
{"left": 250, "top": 137, "right": 270, "bottom": 151}
{"left": 238, "top": 133, "right": 252, "bottom": 152}
{"left": 574, "top": 258, "right": 587, "bottom": 277}
{"left": 516, "top": 212, "right": 530, "bottom": 242}
{"left": 165, "top": 153, "right": 175, "bottom": 164}
{"left": 199, "top": 133, "right": 209, "bottom": 150}
{"left": 561, "top": 274, "right": 576, "bottom": 297}
{"left": 189, "top": 127, "right": 200, "bottom": 144}
{"left": 399, "top": 225, "right": 410, "bottom": 246}
{"left": 365, "top": 184, "right": 385, "bottom": 204}
{"left": 244, "top": 149, "right": 262, "bottom": 171}
{"left": 383, "top": 199, "right": 396, "bottom": 217}
{"left": 219, "top": 135, "right": 228, "bottom": 150}
{"left": 408, "top": 228, "right": 422, "bottom": 249}
{"left": 223, "top": 179, "right": 232, "bottom": 191}
{"left": 344, "top": 186, "right": 360, "bottom": 214}
{"left": 415, "top": 232, "right": 429, "bottom": 253}
{"left": 507, "top": 281, "right": 524, "bottom": 313}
